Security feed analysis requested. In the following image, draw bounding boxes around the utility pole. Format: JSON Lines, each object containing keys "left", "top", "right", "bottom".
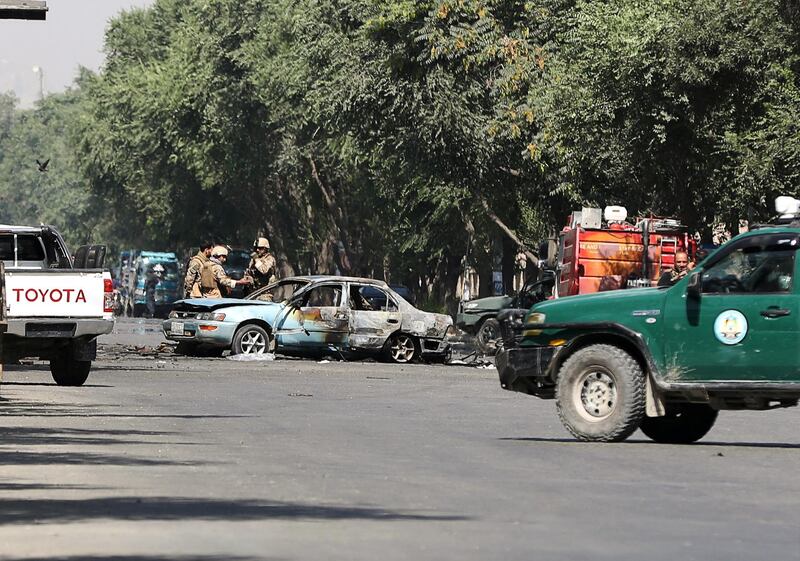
{"left": 0, "top": 2, "right": 46, "bottom": 392}
{"left": 32, "top": 65, "right": 43, "bottom": 99}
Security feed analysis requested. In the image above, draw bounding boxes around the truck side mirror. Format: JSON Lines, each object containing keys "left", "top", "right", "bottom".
{"left": 687, "top": 271, "right": 701, "bottom": 299}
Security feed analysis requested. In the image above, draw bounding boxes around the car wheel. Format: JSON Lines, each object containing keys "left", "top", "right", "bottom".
{"left": 385, "top": 333, "right": 418, "bottom": 364}
{"left": 555, "top": 344, "right": 645, "bottom": 442}
{"left": 50, "top": 356, "right": 91, "bottom": 386}
{"left": 476, "top": 318, "right": 502, "bottom": 355}
{"left": 232, "top": 324, "right": 270, "bottom": 355}
{"left": 639, "top": 403, "right": 718, "bottom": 444}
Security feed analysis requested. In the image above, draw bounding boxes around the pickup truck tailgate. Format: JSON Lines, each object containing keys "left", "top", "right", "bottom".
{"left": 5, "top": 270, "right": 111, "bottom": 318}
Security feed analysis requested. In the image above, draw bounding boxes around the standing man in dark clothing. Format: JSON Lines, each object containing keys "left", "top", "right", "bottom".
{"left": 658, "top": 251, "right": 693, "bottom": 287}
{"left": 145, "top": 264, "right": 164, "bottom": 318}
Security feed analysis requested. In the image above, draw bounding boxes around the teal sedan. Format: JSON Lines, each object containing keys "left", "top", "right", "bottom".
{"left": 163, "top": 276, "right": 453, "bottom": 363}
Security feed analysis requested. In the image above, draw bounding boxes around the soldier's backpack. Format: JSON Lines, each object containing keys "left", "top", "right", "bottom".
{"left": 200, "top": 261, "right": 216, "bottom": 290}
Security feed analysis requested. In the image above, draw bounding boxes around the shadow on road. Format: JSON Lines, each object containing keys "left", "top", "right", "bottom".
{"left": 498, "top": 436, "right": 800, "bottom": 449}
{"left": 0, "top": 496, "right": 469, "bottom": 525}
{"left": 0, "top": 424, "right": 210, "bottom": 468}
{"left": 0, "top": 399, "right": 252, "bottom": 420}
{"left": 0, "top": 426, "right": 198, "bottom": 447}
{"left": 1, "top": 381, "right": 114, "bottom": 388}
{"left": 0, "top": 555, "right": 272, "bottom": 561}
{"left": 0, "top": 482, "right": 110, "bottom": 491}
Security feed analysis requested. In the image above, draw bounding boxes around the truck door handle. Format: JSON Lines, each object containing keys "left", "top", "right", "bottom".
{"left": 760, "top": 308, "right": 791, "bottom": 318}
{"left": 387, "top": 318, "right": 399, "bottom": 324}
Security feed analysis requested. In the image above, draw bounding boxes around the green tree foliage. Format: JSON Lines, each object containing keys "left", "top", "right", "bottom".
{"left": 0, "top": 83, "right": 101, "bottom": 247}
{"left": 1, "top": 0, "right": 799, "bottom": 305}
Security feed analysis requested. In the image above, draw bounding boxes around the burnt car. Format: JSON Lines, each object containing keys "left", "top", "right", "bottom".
{"left": 163, "top": 276, "right": 453, "bottom": 363}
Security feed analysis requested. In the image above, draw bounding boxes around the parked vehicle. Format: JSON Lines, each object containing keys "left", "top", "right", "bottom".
{"left": 0, "top": 224, "right": 114, "bottom": 386}
{"left": 116, "top": 251, "right": 181, "bottom": 317}
{"left": 224, "top": 248, "right": 252, "bottom": 298}
{"left": 496, "top": 198, "right": 800, "bottom": 443}
{"left": 554, "top": 205, "right": 695, "bottom": 295}
{"left": 163, "top": 276, "right": 453, "bottom": 362}
{"left": 456, "top": 271, "right": 555, "bottom": 354}
{"left": 458, "top": 205, "right": 694, "bottom": 354}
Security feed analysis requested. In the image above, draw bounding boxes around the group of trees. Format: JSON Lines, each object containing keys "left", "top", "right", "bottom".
{"left": 1, "top": 0, "right": 799, "bottom": 310}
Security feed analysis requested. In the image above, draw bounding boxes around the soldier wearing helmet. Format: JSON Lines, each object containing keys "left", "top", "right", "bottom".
{"left": 201, "top": 245, "right": 251, "bottom": 298}
{"left": 246, "top": 237, "right": 278, "bottom": 296}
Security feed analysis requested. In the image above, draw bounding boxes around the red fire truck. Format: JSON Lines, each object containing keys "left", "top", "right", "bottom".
{"left": 555, "top": 206, "right": 696, "bottom": 297}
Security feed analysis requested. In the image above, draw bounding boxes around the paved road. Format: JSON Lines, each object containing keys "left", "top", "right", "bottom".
{"left": 0, "top": 320, "right": 798, "bottom": 561}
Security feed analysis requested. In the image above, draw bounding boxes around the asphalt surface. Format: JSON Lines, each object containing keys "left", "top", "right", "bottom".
{"left": 0, "top": 318, "right": 798, "bottom": 561}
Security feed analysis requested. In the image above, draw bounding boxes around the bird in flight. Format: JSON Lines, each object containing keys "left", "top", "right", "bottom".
{"left": 36, "top": 158, "right": 49, "bottom": 172}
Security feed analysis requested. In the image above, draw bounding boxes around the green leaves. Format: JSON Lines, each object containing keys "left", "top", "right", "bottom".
{"left": 2, "top": 0, "right": 799, "bottom": 299}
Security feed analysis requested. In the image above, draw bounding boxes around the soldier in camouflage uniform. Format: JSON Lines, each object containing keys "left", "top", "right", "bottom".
{"left": 246, "top": 237, "right": 278, "bottom": 296}
{"left": 202, "top": 246, "right": 251, "bottom": 298}
{"left": 184, "top": 241, "right": 214, "bottom": 298}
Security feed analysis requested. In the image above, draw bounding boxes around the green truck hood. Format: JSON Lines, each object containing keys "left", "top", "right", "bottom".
{"left": 530, "top": 287, "right": 668, "bottom": 324}
{"left": 464, "top": 295, "right": 514, "bottom": 311}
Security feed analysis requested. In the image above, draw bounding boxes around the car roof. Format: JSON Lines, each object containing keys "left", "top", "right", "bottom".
{"left": 0, "top": 224, "right": 45, "bottom": 234}
{"left": 280, "top": 275, "right": 390, "bottom": 288}
{"left": 140, "top": 251, "right": 178, "bottom": 259}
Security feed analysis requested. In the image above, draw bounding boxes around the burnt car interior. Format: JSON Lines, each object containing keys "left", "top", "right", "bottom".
{"left": 356, "top": 285, "right": 399, "bottom": 312}
{"left": 304, "top": 285, "right": 342, "bottom": 307}
{"left": 249, "top": 279, "right": 310, "bottom": 303}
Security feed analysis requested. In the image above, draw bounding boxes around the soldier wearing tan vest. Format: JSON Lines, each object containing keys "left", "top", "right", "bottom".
{"left": 201, "top": 246, "right": 251, "bottom": 298}
{"left": 184, "top": 241, "right": 214, "bottom": 298}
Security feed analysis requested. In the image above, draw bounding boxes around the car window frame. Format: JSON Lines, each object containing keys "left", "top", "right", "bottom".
{"left": 698, "top": 233, "right": 799, "bottom": 295}
{"left": 350, "top": 283, "right": 398, "bottom": 312}
{"left": 302, "top": 283, "right": 344, "bottom": 308}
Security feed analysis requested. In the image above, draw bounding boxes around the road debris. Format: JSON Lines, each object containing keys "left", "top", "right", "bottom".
{"left": 227, "top": 353, "right": 276, "bottom": 362}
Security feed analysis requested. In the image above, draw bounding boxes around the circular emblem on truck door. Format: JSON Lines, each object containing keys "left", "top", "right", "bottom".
{"left": 713, "top": 310, "right": 748, "bottom": 345}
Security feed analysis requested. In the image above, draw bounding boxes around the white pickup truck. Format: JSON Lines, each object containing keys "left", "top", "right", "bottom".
{"left": 0, "top": 225, "right": 114, "bottom": 386}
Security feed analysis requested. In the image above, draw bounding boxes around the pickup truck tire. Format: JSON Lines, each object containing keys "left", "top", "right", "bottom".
{"left": 49, "top": 356, "right": 91, "bottom": 386}
{"left": 639, "top": 404, "right": 718, "bottom": 444}
{"left": 555, "top": 344, "right": 645, "bottom": 442}
{"left": 232, "top": 324, "right": 270, "bottom": 355}
{"left": 476, "top": 318, "right": 502, "bottom": 355}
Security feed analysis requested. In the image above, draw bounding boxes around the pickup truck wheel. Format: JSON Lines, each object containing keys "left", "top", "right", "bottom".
{"left": 50, "top": 357, "right": 91, "bottom": 386}
{"left": 476, "top": 318, "right": 502, "bottom": 355}
{"left": 232, "top": 325, "right": 270, "bottom": 355}
{"left": 385, "top": 333, "right": 418, "bottom": 363}
{"left": 639, "top": 404, "right": 718, "bottom": 444}
{"left": 555, "top": 344, "right": 645, "bottom": 442}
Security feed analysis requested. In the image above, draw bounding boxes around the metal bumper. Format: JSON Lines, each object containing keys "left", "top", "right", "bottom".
{"left": 496, "top": 345, "right": 557, "bottom": 397}
{"left": 419, "top": 337, "right": 450, "bottom": 357}
{"left": 6, "top": 318, "right": 114, "bottom": 338}
{"left": 162, "top": 319, "right": 235, "bottom": 347}
{"left": 455, "top": 312, "right": 481, "bottom": 334}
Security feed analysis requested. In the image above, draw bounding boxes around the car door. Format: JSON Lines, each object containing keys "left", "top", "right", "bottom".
{"left": 662, "top": 233, "right": 800, "bottom": 381}
{"left": 347, "top": 284, "right": 402, "bottom": 350}
{"left": 274, "top": 282, "right": 349, "bottom": 350}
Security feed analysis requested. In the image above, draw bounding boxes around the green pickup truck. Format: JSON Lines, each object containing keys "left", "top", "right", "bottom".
{"left": 497, "top": 226, "right": 800, "bottom": 443}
